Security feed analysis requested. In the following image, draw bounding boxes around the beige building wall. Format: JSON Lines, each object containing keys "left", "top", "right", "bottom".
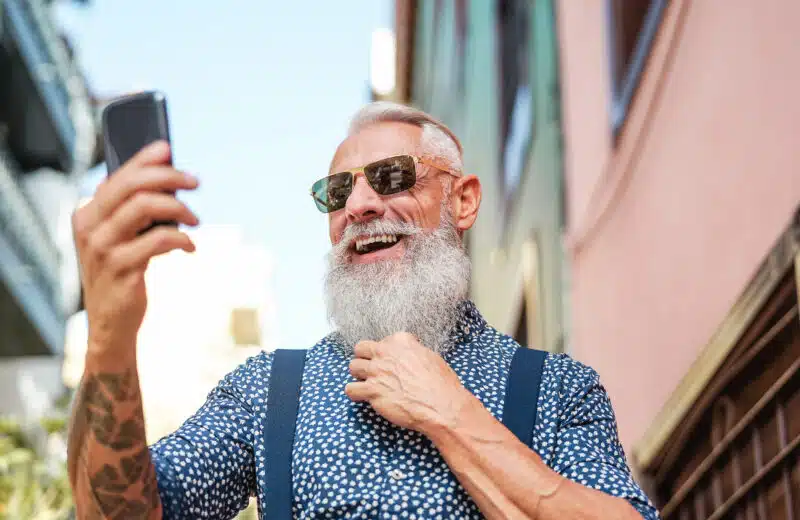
{"left": 63, "top": 225, "right": 278, "bottom": 443}
{"left": 557, "top": 0, "right": 800, "bottom": 451}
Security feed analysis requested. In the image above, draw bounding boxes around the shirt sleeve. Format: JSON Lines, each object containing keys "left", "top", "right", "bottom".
{"left": 149, "top": 353, "right": 272, "bottom": 519}
{"left": 551, "top": 359, "right": 661, "bottom": 520}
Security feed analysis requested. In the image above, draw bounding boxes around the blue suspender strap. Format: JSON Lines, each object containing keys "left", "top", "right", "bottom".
{"left": 502, "top": 347, "right": 547, "bottom": 446}
{"left": 265, "top": 348, "right": 307, "bottom": 519}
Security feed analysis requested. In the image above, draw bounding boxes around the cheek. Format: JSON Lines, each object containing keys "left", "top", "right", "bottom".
{"left": 388, "top": 200, "right": 438, "bottom": 229}
{"left": 329, "top": 214, "right": 346, "bottom": 243}
{"left": 386, "top": 198, "right": 422, "bottom": 222}
{"left": 409, "top": 191, "right": 445, "bottom": 227}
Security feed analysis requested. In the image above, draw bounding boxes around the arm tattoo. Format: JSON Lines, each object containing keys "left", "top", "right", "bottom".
{"left": 67, "top": 367, "right": 161, "bottom": 519}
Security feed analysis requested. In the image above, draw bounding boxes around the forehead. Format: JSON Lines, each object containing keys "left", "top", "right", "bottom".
{"left": 329, "top": 122, "right": 422, "bottom": 173}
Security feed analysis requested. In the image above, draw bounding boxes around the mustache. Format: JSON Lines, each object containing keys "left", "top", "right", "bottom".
{"left": 331, "top": 219, "right": 423, "bottom": 257}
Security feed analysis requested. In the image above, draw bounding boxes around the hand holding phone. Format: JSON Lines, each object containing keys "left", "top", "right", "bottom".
{"left": 102, "top": 91, "right": 177, "bottom": 230}
{"left": 75, "top": 91, "right": 199, "bottom": 354}
{"left": 73, "top": 140, "right": 199, "bottom": 354}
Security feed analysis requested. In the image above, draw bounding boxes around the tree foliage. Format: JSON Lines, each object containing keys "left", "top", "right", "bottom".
{"left": 0, "top": 414, "right": 73, "bottom": 520}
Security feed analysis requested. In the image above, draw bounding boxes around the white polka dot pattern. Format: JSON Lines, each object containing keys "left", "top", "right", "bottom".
{"left": 150, "top": 301, "right": 659, "bottom": 519}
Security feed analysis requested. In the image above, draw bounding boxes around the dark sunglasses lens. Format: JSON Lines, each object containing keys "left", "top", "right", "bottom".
{"left": 311, "top": 172, "right": 352, "bottom": 213}
{"left": 365, "top": 156, "right": 416, "bottom": 195}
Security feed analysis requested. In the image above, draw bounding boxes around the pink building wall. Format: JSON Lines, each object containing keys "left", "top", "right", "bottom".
{"left": 557, "top": 0, "right": 800, "bottom": 452}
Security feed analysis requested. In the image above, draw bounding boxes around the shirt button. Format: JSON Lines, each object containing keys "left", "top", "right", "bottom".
{"left": 389, "top": 469, "right": 407, "bottom": 480}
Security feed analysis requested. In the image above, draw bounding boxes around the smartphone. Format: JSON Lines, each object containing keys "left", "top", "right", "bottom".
{"left": 102, "top": 90, "right": 172, "bottom": 173}
{"left": 102, "top": 91, "right": 176, "bottom": 229}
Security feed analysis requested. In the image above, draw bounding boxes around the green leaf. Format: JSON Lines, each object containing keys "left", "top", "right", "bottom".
{"left": 39, "top": 417, "right": 68, "bottom": 436}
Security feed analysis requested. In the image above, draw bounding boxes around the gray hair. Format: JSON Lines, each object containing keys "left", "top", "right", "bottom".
{"left": 348, "top": 101, "right": 464, "bottom": 175}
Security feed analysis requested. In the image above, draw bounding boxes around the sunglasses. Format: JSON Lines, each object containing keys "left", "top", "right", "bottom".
{"left": 310, "top": 154, "right": 460, "bottom": 213}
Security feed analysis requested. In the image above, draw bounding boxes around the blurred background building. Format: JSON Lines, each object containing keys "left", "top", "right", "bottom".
{"left": 381, "top": 0, "right": 800, "bottom": 518}
{"left": 0, "top": 0, "right": 97, "bottom": 424}
{"left": 0, "top": 0, "right": 282, "bottom": 443}
{"left": 63, "top": 224, "right": 278, "bottom": 443}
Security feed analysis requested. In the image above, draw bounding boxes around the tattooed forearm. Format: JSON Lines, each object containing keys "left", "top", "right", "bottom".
{"left": 67, "top": 364, "right": 162, "bottom": 519}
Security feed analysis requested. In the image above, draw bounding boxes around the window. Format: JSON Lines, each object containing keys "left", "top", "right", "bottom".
{"left": 607, "top": 0, "right": 667, "bottom": 133}
{"left": 425, "top": 0, "right": 468, "bottom": 126}
{"left": 496, "top": 0, "right": 534, "bottom": 203}
{"left": 229, "top": 307, "right": 261, "bottom": 346}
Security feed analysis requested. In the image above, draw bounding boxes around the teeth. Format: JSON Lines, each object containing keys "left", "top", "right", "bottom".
{"left": 355, "top": 234, "right": 399, "bottom": 252}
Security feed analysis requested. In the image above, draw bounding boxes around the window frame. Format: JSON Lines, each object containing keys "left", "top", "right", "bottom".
{"left": 495, "top": 0, "right": 536, "bottom": 212}
{"left": 606, "top": 0, "right": 668, "bottom": 134}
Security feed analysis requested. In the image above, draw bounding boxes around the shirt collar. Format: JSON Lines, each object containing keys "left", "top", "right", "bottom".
{"left": 448, "top": 300, "right": 487, "bottom": 346}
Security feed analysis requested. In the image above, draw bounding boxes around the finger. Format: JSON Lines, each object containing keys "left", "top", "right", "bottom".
{"left": 92, "top": 193, "right": 199, "bottom": 248}
{"left": 88, "top": 139, "right": 173, "bottom": 223}
{"left": 91, "top": 165, "right": 198, "bottom": 223}
{"left": 354, "top": 340, "right": 379, "bottom": 360}
{"left": 349, "top": 358, "right": 373, "bottom": 380}
{"left": 388, "top": 331, "right": 418, "bottom": 344}
{"left": 344, "top": 381, "right": 376, "bottom": 403}
{"left": 108, "top": 226, "right": 195, "bottom": 272}
{"left": 127, "top": 140, "right": 172, "bottom": 168}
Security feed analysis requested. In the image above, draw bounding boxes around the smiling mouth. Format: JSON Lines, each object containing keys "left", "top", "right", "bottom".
{"left": 352, "top": 234, "right": 406, "bottom": 255}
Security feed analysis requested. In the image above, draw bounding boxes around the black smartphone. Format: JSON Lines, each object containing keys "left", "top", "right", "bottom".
{"left": 102, "top": 90, "right": 172, "bottom": 173}
{"left": 102, "top": 91, "right": 176, "bottom": 228}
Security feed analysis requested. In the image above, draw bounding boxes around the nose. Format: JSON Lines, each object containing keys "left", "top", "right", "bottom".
{"left": 345, "top": 175, "right": 385, "bottom": 223}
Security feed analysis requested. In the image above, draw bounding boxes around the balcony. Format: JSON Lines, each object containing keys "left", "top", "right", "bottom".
{"left": 1, "top": 0, "right": 95, "bottom": 173}
{"left": 0, "top": 0, "right": 98, "bottom": 356}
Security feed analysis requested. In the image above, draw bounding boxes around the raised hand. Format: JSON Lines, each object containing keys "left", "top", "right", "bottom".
{"left": 68, "top": 140, "right": 199, "bottom": 519}
{"left": 72, "top": 140, "right": 199, "bottom": 355}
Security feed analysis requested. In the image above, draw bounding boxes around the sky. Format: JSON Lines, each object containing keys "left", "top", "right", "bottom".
{"left": 55, "top": 1, "right": 392, "bottom": 349}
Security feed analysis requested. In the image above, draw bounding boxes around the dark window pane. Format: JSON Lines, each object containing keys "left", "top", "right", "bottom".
{"left": 610, "top": 0, "right": 653, "bottom": 96}
{"left": 608, "top": 0, "right": 667, "bottom": 132}
{"left": 496, "top": 0, "right": 533, "bottom": 201}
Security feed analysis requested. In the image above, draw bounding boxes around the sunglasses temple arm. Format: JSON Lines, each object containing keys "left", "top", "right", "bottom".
{"left": 311, "top": 192, "right": 335, "bottom": 213}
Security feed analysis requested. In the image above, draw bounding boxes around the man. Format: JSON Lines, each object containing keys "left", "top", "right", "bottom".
{"left": 67, "top": 102, "right": 659, "bottom": 519}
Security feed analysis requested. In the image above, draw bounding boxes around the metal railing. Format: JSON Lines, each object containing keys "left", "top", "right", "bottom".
{"left": 0, "top": 145, "right": 64, "bottom": 353}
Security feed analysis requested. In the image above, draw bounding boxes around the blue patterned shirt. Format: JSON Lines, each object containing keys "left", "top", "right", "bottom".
{"left": 150, "top": 301, "right": 659, "bottom": 519}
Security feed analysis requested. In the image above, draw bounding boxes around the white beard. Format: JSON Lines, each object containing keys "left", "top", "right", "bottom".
{"left": 324, "top": 212, "right": 471, "bottom": 355}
